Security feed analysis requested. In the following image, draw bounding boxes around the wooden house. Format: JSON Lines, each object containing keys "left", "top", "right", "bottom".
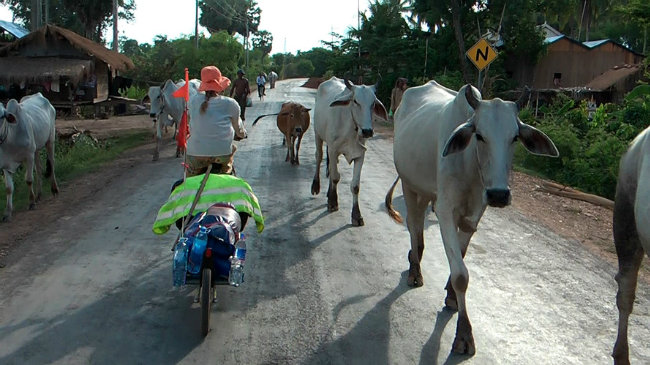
{"left": 0, "top": 24, "right": 134, "bottom": 107}
{"left": 507, "top": 24, "right": 645, "bottom": 94}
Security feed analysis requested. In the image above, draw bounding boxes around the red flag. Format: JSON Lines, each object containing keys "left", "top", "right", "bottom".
{"left": 176, "top": 110, "right": 189, "bottom": 150}
{"left": 172, "top": 68, "right": 190, "bottom": 101}
{"left": 172, "top": 68, "right": 190, "bottom": 152}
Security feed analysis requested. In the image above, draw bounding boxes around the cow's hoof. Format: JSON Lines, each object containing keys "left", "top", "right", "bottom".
{"left": 444, "top": 295, "right": 458, "bottom": 311}
{"left": 2, "top": 215, "right": 10, "bottom": 222}
{"left": 452, "top": 318, "right": 475, "bottom": 355}
{"left": 407, "top": 274, "right": 424, "bottom": 287}
{"left": 351, "top": 216, "right": 364, "bottom": 226}
{"left": 52, "top": 187, "right": 59, "bottom": 196}
{"left": 152, "top": 155, "right": 159, "bottom": 162}
{"left": 311, "top": 179, "right": 320, "bottom": 195}
{"left": 29, "top": 203, "right": 36, "bottom": 210}
{"left": 36, "top": 193, "right": 42, "bottom": 202}
{"left": 327, "top": 203, "right": 339, "bottom": 212}
{"left": 451, "top": 334, "right": 476, "bottom": 355}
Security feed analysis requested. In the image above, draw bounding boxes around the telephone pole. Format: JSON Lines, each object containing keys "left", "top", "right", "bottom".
{"left": 112, "top": 0, "right": 118, "bottom": 51}
{"left": 195, "top": 0, "right": 199, "bottom": 49}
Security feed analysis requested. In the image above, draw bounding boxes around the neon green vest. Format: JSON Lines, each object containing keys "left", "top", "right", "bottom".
{"left": 152, "top": 174, "right": 264, "bottom": 235}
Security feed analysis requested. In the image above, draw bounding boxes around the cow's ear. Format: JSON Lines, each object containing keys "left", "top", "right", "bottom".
{"left": 373, "top": 98, "right": 388, "bottom": 121}
{"left": 442, "top": 122, "right": 475, "bottom": 156}
{"left": 330, "top": 91, "right": 352, "bottom": 107}
{"left": 518, "top": 121, "right": 559, "bottom": 157}
{"left": 6, "top": 112, "right": 16, "bottom": 123}
{"left": 302, "top": 107, "right": 311, "bottom": 112}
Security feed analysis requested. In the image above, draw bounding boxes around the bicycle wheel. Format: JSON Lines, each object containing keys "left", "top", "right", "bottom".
{"left": 200, "top": 267, "right": 212, "bottom": 336}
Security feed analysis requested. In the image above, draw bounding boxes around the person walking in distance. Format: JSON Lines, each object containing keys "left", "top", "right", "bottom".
{"left": 187, "top": 65, "right": 247, "bottom": 176}
{"left": 256, "top": 72, "right": 267, "bottom": 101}
{"left": 390, "top": 77, "right": 407, "bottom": 121}
{"left": 230, "top": 69, "right": 250, "bottom": 121}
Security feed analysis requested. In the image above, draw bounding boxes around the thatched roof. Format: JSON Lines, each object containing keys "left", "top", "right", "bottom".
{"left": 0, "top": 24, "right": 134, "bottom": 71}
{"left": 0, "top": 57, "right": 92, "bottom": 86}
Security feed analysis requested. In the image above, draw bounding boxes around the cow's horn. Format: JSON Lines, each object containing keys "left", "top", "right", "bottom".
{"left": 516, "top": 86, "right": 531, "bottom": 110}
{"left": 344, "top": 76, "right": 353, "bottom": 89}
{"left": 374, "top": 74, "right": 381, "bottom": 90}
{"left": 465, "top": 84, "right": 480, "bottom": 110}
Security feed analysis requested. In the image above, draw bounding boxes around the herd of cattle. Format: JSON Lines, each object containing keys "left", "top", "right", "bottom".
{"left": 0, "top": 76, "right": 648, "bottom": 363}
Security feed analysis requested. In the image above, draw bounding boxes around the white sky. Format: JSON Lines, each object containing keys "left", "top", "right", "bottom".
{"left": 0, "top": 0, "right": 370, "bottom": 55}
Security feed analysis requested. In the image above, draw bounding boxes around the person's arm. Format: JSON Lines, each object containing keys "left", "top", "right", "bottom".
{"left": 230, "top": 101, "right": 247, "bottom": 139}
{"left": 229, "top": 80, "right": 235, "bottom": 97}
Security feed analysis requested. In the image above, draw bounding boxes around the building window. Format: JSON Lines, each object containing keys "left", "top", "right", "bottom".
{"left": 553, "top": 73, "right": 562, "bottom": 88}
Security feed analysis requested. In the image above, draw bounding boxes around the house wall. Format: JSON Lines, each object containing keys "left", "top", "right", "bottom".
{"left": 510, "top": 38, "right": 644, "bottom": 89}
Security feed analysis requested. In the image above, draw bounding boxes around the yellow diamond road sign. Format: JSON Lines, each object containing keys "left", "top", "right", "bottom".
{"left": 466, "top": 38, "right": 498, "bottom": 71}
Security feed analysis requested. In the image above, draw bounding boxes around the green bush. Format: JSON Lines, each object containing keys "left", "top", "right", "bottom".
{"left": 514, "top": 93, "right": 648, "bottom": 200}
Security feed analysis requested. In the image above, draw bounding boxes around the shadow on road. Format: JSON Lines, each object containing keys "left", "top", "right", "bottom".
{"left": 306, "top": 271, "right": 410, "bottom": 364}
{"left": 0, "top": 262, "right": 205, "bottom": 365}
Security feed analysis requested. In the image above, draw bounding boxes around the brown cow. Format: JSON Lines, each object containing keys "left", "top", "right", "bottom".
{"left": 253, "top": 102, "right": 311, "bottom": 165}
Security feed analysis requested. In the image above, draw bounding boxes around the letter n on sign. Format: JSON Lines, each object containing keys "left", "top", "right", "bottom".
{"left": 466, "top": 38, "right": 498, "bottom": 71}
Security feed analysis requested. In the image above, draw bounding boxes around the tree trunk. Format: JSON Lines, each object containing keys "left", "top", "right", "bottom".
{"left": 450, "top": 0, "right": 472, "bottom": 84}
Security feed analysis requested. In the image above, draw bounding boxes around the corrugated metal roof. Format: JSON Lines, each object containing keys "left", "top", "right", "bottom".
{"left": 0, "top": 20, "right": 29, "bottom": 38}
{"left": 544, "top": 35, "right": 564, "bottom": 44}
{"left": 583, "top": 39, "right": 609, "bottom": 48}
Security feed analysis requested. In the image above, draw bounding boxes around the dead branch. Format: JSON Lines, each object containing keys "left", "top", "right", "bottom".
{"left": 536, "top": 181, "right": 614, "bottom": 211}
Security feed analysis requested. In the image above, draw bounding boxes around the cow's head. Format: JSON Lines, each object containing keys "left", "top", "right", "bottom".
{"left": 4, "top": 99, "right": 21, "bottom": 125}
{"left": 148, "top": 86, "right": 163, "bottom": 120}
{"left": 329, "top": 77, "right": 388, "bottom": 138}
{"left": 279, "top": 103, "right": 311, "bottom": 137}
{"left": 442, "top": 84, "right": 559, "bottom": 207}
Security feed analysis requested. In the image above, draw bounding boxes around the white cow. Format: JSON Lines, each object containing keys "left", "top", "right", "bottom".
{"left": 385, "top": 81, "right": 558, "bottom": 354}
{"left": 311, "top": 76, "right": 387, "bottom": 226}
{"left": 612, "top": 125, "right": 650, "bottom": 365}
{"left": 0, "top": 93, "right": 59, "bottom": 222}
{"left": 148, "top": 79, "right": 200, "bottom": 160}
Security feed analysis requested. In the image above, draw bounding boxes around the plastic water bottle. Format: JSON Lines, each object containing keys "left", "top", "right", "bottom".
{"left": 235, "top": 233, "right": 246, "bottom": 263}
{"left": 188, "top": 226, "right": 209, "bottom": 275}
{"left": 172, "top": 237, "right": 189, "bottom": 286}
{"left": 229, "top": 234, "right": 246, "bottom": 286}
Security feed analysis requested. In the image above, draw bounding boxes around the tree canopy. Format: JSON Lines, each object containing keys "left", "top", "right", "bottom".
{"left": 0, "top": 0, "right": 135, "bottom": 41}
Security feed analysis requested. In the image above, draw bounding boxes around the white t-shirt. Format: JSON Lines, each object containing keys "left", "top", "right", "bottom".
{"left": 187, "top": 94, "right": 242, "bottom": 157}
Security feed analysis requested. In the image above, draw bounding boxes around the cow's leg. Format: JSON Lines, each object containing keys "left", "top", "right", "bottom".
{"left": 285, "top": 132, "right": 291, "bottom": 162}
{"left": 403, "top": 182, "right": 428, "bottom": 287}
{"left": 311, "top": 135, "right": 323, "bottom": 195}
{"left": 612, "top": 194, "right": 645, "bottom": 365}
{"left": 326, "top": 148, "right": 340, "bottom": 212}
{"left": 45, "top": 139, "right": 59, "bottom": 195}
{"left": 33, "top": 150, "right": 43, "bottom": 202}
{"left": 24, "top": 155, "right": 36, "bottom": 210}
{"left": 436, "top": 201, "right": 475, "bottom": 355}
{"left": 2, "top": 169, "right": 14, "bottom": 222}
{"left": 290, "top": 135, "right": 298, "bottom": 164}
{"left": 295, "top": 133, "right": 303, "bottom": 165}
{"left": 350, "top": 154, "right": 365, "bottom": 226}
{"left": 445, "top": 203, "right": 486, "bottom": 310}
{"left": 153, "top": 118, "right": 163, "bottom": 161}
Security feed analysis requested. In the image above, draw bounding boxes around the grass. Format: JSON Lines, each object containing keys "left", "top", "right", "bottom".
{"left": 0, "top": 130, "right": 151, "bottom": 216}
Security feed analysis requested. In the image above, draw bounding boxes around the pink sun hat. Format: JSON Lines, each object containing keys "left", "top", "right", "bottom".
{"left": 198, "top": 66, "right": 231, "bottom": 93}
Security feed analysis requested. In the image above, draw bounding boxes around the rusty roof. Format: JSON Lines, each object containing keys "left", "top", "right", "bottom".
{"left": 585, "top": 64, "right": 643, "bottom": 91}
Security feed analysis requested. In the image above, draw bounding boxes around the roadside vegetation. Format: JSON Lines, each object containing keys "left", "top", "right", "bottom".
{"left": 1, "top": 131, "right": 151, "bottom": 214}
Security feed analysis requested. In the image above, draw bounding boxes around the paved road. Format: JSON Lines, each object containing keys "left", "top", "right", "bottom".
{"left": 0, "top": 79, "right": 648, "bottom": 364}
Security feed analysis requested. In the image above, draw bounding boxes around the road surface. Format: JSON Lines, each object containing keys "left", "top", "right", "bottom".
{"left": 0, "top": 79, "right": 648, "bottom": 364}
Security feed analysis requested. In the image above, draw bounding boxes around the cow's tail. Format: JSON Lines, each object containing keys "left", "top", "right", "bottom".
{"left": 45, "top": 159, "right": 53, "bottom": 178}
{"left": 325, "top": 146, "right": 330, "bottom": 178}
{"left": 385, "top": 176, "right": 403, "bottom": 223}
{"left": 252, "top": 113, "right": 280, "bottom": 126}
